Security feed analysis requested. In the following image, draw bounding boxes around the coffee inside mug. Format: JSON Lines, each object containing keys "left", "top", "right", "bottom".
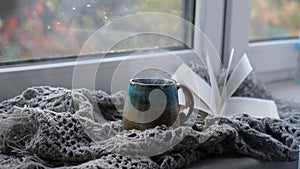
{"left": 130, "top": 78, "right": 174, "bottom": 86}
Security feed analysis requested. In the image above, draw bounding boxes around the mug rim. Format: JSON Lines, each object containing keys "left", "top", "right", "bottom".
{"left": 130, "top": 78, "right": 176, "bottom": 86}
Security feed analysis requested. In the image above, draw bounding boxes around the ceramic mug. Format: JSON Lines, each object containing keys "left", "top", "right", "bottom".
{"left": 122, "top": 78, "right": 194, "bottom": 130}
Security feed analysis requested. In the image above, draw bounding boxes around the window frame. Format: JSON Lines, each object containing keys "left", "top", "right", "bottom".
{"left": 0, "top": 0, "right": 225, "bottom": 101}
{"left": 223, "top": 0, "right": 299, "bottom": 84}
{"left": 4, "top": 0, "right": 296, "bottom": 101}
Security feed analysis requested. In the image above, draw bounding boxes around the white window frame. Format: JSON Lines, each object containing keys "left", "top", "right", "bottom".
{"left": 7, "top": 0, "right": 297, "bottom": 100}
{"left": 223, "top": 0, "right": 299, "bottom": 84}
{"left": 0, "top": 0, "right": 225, "bottom": 101}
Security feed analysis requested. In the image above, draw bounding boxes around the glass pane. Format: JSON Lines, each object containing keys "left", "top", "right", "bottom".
{"left": 0, "top": 0, "right": 191, "bottom": 64}
{"left": 250, "top": 0, "right": 300, "bottom": 41}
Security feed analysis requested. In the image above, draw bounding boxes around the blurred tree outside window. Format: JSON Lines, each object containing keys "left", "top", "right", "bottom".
{"left": 0, "top": 0, "right": 188, "bottom": 64}
{"left": 249, "top": 0, "right": 300, "bottom": 41}
{"left": 250, "top": 0, "right": 300, "bottom": 41}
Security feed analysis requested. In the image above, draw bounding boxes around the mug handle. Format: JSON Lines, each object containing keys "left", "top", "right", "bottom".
{"left": 176, "top": 83, "right": 194, "bottom": 124}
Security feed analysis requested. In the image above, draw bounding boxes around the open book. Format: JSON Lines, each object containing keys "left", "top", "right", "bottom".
{"left": 172, "top": 49, "right": 279, "bottom": 119}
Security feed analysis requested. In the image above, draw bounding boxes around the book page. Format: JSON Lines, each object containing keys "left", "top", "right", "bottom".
{"left": 224, "top": 97, "right": 279, "bottom": 119}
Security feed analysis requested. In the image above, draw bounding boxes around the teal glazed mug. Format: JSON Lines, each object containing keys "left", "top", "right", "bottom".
{"left": 122, "top": 78, "right": 194, "bottom": 130}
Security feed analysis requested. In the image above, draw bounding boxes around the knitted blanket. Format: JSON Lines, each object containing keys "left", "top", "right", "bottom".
{"left": 0, "top": 70, "right": 299, "bottom": 168}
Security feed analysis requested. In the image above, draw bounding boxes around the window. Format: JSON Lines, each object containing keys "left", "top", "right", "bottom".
{"left": 250, "top": 0, "right": 300, "bottom": 41}
{"left": 224, "top": 0, "right": 299, "bottom": 84}
{"left": 3, "top": 0, "right": 297, "bottom": 101}
{"left": 0, "top": 0, "right": 192, "bottom": 65}
{"left": 3, "top": 0, "right": 230, "bottom": 101}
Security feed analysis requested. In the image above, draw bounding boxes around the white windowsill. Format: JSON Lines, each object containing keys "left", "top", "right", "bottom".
{"left": 265, "top": 79, "right": 300, "bottom": 103}
{"left": 187, "top": 156, "right": 298, "bottom": 169}
{"left": 0, "top": 49, "right": 202, "bottom": 101}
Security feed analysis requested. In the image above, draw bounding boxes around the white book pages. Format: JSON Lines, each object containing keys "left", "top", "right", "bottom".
{"left": 172, "top": 52, "right": 279, "bottom": 119}
{"left": 225, "top": 54, "right": 253, "bottom": 100}
{"left": 178, "top": 91, "right": 212, "bottom": 115}
{"left": 206, "top": 55, "right": 220, "bottom": 114}
{"left": 220, "top": 49, "right": 234, "bottom": 105}
{"left": 224, "top": 97, "right": 280, "bottom": 119}
{"left": 172, "top": 63, "right": 214, "bottom": 112}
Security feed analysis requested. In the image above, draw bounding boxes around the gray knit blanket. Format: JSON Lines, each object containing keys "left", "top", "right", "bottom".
{"left": 0, "top": 69, "right": 299, "bottom": 168}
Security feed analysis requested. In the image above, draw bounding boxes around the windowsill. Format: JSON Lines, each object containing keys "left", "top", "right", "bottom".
{"left": 187, "top": 156, "right": 298, "bottom": 169}
{"left": 0, "top": 49, "right": 199, "bottom": 101}
{"left": 265, "top": 80, "right": 300, "bottom": 103}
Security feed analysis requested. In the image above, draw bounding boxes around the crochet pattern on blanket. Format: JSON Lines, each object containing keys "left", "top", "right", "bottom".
{"left": 0, "top": 66, "right": 299, "bottom": 169}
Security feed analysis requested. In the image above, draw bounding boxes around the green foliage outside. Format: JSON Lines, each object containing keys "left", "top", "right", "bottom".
{"left": 250, "top": 0, "right": 300, "bottom": 41}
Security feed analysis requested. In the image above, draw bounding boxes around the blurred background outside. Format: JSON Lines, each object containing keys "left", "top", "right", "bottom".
{"left": 0, "top": 0, "right": 299, "bottom": 64}
{"left": 250, "top": 0, "right": 300, "bottom": 41}
{"left": 0, "top": 0, "right": 183, "bottom": 64}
